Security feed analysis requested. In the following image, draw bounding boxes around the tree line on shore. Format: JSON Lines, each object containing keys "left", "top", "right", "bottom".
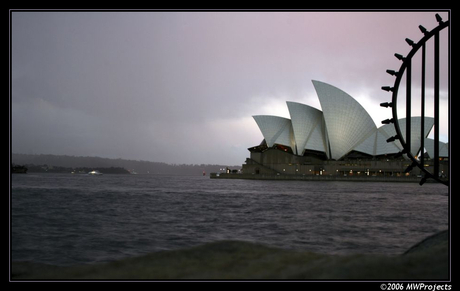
{"left": 15, "top": 164, "right": 130, "bottom": 174}
{"left": 12, "top": 153, "right": 240, "bottom": 175}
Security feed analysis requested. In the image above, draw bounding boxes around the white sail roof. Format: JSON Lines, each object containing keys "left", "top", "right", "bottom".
{"left": 378, "top": 117, "right": 434, "bottom": 156}
{"left": 252, "top": 80, "right": 437, "bottom": 160}
{"left": 312, "top": 80, "right": 377, "bottom": 160}
{"left": 253, "top": 115, "right": 295, "bottom": 149}
{"left": 424, "top": 138, "right": 449, "bottom": 158}
{"left": 286, "top": 101, "right": 328, "bottom": 156}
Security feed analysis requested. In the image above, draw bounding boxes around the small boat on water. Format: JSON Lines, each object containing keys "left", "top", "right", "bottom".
{"left": 87, "top": 170, "right": 103, "bottom": 176}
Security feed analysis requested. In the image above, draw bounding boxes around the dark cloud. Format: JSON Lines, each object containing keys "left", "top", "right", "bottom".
{"left": 11, "top": 11, "right": 449, "bottom": 164}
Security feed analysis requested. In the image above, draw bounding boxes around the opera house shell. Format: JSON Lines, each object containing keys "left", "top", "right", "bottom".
{"left": 252, "top": 80, "right": 441, "bottom": 161}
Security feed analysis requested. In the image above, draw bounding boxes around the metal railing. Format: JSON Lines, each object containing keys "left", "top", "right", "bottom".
{"left": 381, "top": 13, "right": 449, "bottom": 186}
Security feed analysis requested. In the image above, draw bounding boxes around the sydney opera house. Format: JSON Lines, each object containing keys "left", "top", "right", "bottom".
{"left": 241, "top": 80, "right": 448, "bottom": 178}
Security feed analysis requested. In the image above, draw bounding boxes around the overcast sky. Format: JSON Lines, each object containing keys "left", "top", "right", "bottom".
{"left": 11, "top": 11, "right": 449, "bottom": 165}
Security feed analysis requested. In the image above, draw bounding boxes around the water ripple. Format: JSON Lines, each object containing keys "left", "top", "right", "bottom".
{"left": 12, "top": 174, "right": 448, "bottom": 266}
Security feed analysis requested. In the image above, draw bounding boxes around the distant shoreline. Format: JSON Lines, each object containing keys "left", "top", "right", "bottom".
{"left": 11, "top": 153, "right": 240, "bottom": 176}
{"left": 14, "top": 165, "right": 131, "bottom": 174}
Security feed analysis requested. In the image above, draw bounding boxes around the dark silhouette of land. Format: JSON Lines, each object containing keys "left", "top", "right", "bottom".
{"left": 11, "top": 153, "right": 240, "bottom": 175}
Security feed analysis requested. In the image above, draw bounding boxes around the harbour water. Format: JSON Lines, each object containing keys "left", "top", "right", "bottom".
{"left": 11, "top": 173, "right": 448, "bottom": 267}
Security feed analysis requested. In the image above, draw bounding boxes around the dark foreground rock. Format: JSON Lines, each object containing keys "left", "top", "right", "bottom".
{"left": 11, "top": 230, "right": 449, "bottom": 280}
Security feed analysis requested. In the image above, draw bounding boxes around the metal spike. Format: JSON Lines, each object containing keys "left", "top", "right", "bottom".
{"left": 435, "top": 13, "right": 443, "bottom": 23}
{"left": 381, "top": 118, "right": 394, "bottom": 124}
{"left": 386, "top": 135, "right": 400, "bottom": 143}
{"left": 419, "top": 177, "right": 428, "bottom": 185}
{"left": 405, "top": 38, "right": 415, "bottom": 46}
{"left": 381, "top": 86, "right": 394, "bottom": 92}
{"left": 386, "top": 69, "right": 398, "bottom": 77}
{"left": 419, "top": 25, "right": 428, "bottom": 35}
{"left": 380, "top": 102, "right": 393, "bottom": 108}
{"left": 394, "top": 53, "right": 405, "bottom": 61}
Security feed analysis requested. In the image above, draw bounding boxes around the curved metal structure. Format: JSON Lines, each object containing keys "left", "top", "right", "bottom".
{"left": 380, "top": 13, "right": 449, "bottom": 185}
